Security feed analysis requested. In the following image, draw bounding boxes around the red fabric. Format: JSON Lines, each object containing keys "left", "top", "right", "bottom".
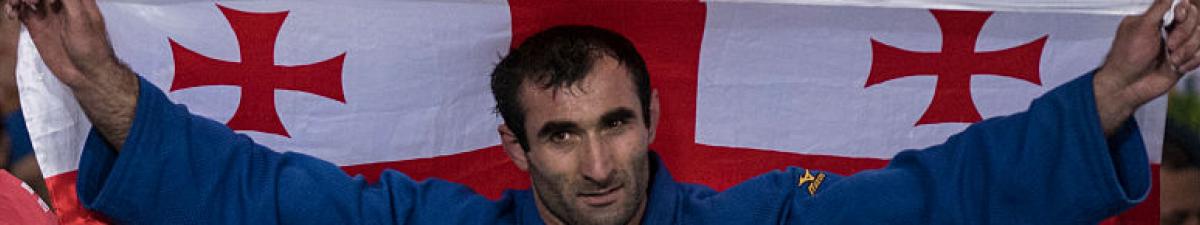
{"left": 43, "top": 172, "right": 108, "bottom": 225}
{"left": 0, "top": 170, "right": 58, "bottom": 225}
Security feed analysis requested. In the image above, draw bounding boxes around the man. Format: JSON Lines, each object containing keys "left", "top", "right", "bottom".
{"left": 0, "top": 10, "right": 53, "bottom": 221}
{"left": 1163, "top": 119, "right": 1200, "bottom": 225}
{"left": 0, "top": 3, "right": 49, "bottom": 205}
{"left": 5, "top": 0, "right": 1198, "bottom": 224}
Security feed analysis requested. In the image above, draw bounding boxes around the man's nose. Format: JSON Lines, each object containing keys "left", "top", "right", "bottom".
{"left": 579, "top": 137, "right": 614, "bottom": 185}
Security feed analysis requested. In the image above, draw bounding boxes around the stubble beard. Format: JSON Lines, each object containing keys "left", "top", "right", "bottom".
{"left": 529, "top": 154, "right": 650, "bottom": 225}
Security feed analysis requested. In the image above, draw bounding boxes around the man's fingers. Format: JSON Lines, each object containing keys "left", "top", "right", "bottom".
{"left": 1175, "top": 29, "right": 1200, "bottom": 63}
{"left": 22, "top": 13, "right": 84, "bottom": 84}
{"left": 1179, "top": 28, "right": 1200, "bottom": 70}
{"left": 79, "top": 0, "right": 97, "bottom": 22}
{"left": 18, "top": 0, "right": 37, "bottom": 9}
{"left": 1179, "top": 51, "right": 1200, "bottom": 71}
{"left": 3, "top": 0, "right": 33, "bottom": 16}
{"left": 3, "top": 4, "right": 13, "bottom": 19}
{"left": 22, "top": 10, "right": 62, "bottom": 58}
{"left": 1145, "top": 0, "right": 1175, "bottom": 25}
{"left": 57, "top": 0, "right": 79, "bottom": 21}
{"left": 57, "top": 0, "right": 88, "bottom": 45}
{"left": 1179, "top": 9, "right": 1200, "bottom": 71}
{"left": 1170, "top": 4, "right": 1196, "bottom": 50}
{"left": 20, "top": 4, "right": 55, "bottom": 37}
{"left": 1171, "top": 3, "right": 1200, "bottom": 62}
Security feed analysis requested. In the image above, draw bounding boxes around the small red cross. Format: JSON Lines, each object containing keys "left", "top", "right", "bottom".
{"left": 169, "top": 4, "right": 347, "bottom": 137}
{"left": 866, "top": 10, "right": 1046, "bottom": 125}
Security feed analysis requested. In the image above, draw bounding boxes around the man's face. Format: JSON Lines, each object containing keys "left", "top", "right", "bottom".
{"left": 514, "top": 56, "right": 652, "bottom": 225}
{"left": 1163, "top": 167, "right": 1200, "bottom": 225}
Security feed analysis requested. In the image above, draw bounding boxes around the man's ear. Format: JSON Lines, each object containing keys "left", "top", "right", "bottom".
{"left": 499, "top": 124, "right": 529, "bottom": 171}
{"left": 648, "top": 90, "right": 660, "bottom": 143}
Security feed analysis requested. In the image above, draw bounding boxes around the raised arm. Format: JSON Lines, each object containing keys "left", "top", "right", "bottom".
{"left": 6, "top": 0, "right": 513, "bottom": 224}
{"left": 778, "top": 71, "right": 1150, "bottom": 224}
{"left": 1095, "top": 0, "right": 1200, "bottom": 135}
{"left": 70, "top": 77, "right": 508, "bottom": 224}
{"left": 8, "top": 0, "right": 137, "bottom": 150}
{"left": 693, "top": 69, "right": 1156, "bottom": 225}
{"left": 786, "top": 0, "right": 1198, "bottom": 223}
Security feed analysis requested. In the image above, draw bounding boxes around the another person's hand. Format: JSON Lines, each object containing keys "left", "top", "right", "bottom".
{"left": 1096, "top": 0, "right": 1200, "bottom": 135}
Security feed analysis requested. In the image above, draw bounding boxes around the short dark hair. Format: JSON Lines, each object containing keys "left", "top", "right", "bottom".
{"left": 491, "top": 25, "right": 652, "bottom": 151}
{"left": 1164, "top": 118, "right": 1200, "bottom": 170}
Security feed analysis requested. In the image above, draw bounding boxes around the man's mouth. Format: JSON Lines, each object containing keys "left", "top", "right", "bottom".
{"left": 578, "top": 184, "right": 624, "bottom": 207}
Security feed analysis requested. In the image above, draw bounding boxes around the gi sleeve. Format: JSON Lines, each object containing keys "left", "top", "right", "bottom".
{"left": 74, "top": 77, "right": 507, "bottom": 225}
{"left": 790, "top": 71, "right": 1151, "bottom": 224}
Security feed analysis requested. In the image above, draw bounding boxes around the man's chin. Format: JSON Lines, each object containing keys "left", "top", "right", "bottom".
{"left": 571, "top": 198, "right": 639, "bottom": 225}
{"left": 573, "top": 212, "right": 632, "bottom": 225}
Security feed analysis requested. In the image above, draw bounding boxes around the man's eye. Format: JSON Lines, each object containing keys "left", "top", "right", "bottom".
{"left": 606, "top": 120, "right": 625, "bottom": 128}
{"left": 550, "top": 132, "right": 573, "bottom": 143}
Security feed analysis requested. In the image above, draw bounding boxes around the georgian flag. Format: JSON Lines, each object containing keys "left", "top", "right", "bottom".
{"left": 15, "top": 0, "right": 1163, "bottom": 224}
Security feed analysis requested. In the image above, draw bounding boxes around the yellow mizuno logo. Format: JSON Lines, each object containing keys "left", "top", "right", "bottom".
{"left": 797, "top": 169, "right": 826, "bottom": 196}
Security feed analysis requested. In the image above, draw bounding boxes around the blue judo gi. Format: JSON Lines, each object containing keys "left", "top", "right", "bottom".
{"left": 74, "top": 72, "right": 1150, "bottom": 224}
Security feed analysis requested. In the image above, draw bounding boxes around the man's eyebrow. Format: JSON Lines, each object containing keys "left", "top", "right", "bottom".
{"left": 535, "top": 108, "right": 636, "bottom": 138}
{"left": 600, "top": 107, "right": 636, "bottom": 124}
{"left": 537, "top": 121, "right": 581, "bottom": 138}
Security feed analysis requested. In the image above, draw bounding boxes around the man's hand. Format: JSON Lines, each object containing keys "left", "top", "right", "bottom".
{"left": 1096, "top": 0, "right": 1200, "bottom": 136}
{"left": 6, "top": 0, "right": 137, "bottom": 149}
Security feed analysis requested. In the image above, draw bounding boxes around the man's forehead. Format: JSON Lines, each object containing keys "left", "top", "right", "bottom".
{"left": 518, "top": 57, "right": 640, "bottom": 122}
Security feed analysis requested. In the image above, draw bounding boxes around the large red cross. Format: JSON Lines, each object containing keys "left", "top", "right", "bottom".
{"left": 866, "top": 10, "right": 1046, "bottom": 125}
{"left": 169, "top": 4, "right": 347, "bottom": 137}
